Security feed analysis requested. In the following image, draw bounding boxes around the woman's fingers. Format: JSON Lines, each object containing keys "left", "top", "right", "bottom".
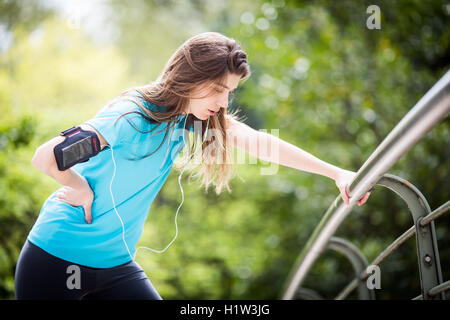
{"left": 55, "top": 187, "right": 93, "bottom": 224}
{"left": 84, "top": 203, "right": 92, "bottom": 224}
{"left": 339, "top": 185, "right": 350, "bottom": 205}
{"left": 357, "top": 187, "right": 375, "bottom": 206}
{"left": 343, "top": 186, "right": 373, "bottom": 206}
{"left": 345, "top": 185, "right": 352, "bottom": 199}
{"left": 357, "top": 192, "right": 370, "bottom": 206}
{"left": 56, "top": 187, "right": 68, "bottom": 196}
{"left": 56, "top": 190, "right": 65, "bottom": 199}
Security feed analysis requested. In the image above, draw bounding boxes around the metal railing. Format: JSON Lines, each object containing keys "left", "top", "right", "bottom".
{"left": 281, "top": 70, "right": 450, "bottom": 300}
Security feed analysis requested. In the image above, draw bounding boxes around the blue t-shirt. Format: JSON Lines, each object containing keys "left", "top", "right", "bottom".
{"left": 28, "top": 91, "right": 193, "bottom": 268}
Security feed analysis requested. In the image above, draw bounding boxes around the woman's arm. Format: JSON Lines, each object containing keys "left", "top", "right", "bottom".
{"left": 225, "top": 116, "right": 372, "bottom": 206}
{"left": 31, "top": 124, "right": 107, "bottom": 223}
{"left": 32, "top": 136, "right": 88, "bottom": 188}
{"left": 225, "top": 116, "right": 340, "bottom": 178}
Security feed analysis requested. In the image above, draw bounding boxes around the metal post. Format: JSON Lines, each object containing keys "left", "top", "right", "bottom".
{"left": 376, "top": 174, "right": 444, "bottom": 300}
{"left": 327, "top": 237, "right": 375, "bottom": 300}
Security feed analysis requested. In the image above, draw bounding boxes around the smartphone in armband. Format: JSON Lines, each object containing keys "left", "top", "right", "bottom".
{"left": 53, "top": 126, "right": 101, "bottom": 171}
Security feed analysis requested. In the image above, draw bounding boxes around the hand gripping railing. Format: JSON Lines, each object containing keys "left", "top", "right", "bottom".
{"left": 281, "top": 70, "right": 450, "bottom": 300}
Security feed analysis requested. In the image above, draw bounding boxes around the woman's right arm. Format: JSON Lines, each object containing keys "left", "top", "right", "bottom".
{"left": 32, "top": 136, "right": 87, "bottom": 189}
{"left": 31, "top": 124, "right": 108, "bottom": 223}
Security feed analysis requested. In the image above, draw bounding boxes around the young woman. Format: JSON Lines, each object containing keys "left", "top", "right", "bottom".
{"left": 15, "top": 32, "right": 372, "bottom": 300}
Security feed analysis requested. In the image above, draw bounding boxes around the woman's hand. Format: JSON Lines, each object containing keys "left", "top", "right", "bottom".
{"left": 55, "top": 181, "right": 94, "bottom": 224}
{"left": 334, "top": 169, "right": 373, "bottom": 206}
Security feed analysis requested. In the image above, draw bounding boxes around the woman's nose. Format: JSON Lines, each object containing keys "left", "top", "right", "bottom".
{"left": 217, "top": 98, "right": 228, "bottom": 109}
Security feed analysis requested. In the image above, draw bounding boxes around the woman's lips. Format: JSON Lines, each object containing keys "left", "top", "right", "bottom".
{"left": 208, "top": 109, "right": 216, "bottom": 115}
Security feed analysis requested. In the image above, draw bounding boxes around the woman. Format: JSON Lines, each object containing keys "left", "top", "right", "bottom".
{"left": 15, "top": 32, "right": 372, "bottom": 300}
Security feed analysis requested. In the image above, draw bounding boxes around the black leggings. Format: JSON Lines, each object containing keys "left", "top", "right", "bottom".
{"left": 15, "top": 239, "right": 162, "bottom": 300}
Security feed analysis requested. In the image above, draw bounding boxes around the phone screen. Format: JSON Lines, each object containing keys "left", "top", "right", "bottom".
{"left": 62, "top": 137, "right": 93, "bottom": 168}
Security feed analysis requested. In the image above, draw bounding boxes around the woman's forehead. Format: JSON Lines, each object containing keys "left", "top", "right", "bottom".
{"left": 194, "top": 74, "right": 241, "bottom": 94}
{"left": 214, "top": 73, "right": 241, "bottom": 90}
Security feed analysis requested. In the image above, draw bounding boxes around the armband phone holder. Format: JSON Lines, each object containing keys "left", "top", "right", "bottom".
{"left": 53, "top": 126, "right": 101, "bottom": 171}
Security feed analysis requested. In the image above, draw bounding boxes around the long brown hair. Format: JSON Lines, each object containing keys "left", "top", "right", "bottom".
{"left": 105, "top": 32, "right": 251, "bottom": 194}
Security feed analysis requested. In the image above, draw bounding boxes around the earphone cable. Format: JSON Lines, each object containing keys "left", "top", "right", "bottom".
{"left": 109, "top": 110, "right": 210, "bottom": 261}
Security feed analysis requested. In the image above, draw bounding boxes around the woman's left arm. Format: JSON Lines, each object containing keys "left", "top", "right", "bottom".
{"left": 225, "top": 116, "right": 372, "bottom": 206}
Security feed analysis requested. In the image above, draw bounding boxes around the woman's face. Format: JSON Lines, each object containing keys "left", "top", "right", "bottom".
{"left": 186, "top": 73, "right": 241, "bottom": 120}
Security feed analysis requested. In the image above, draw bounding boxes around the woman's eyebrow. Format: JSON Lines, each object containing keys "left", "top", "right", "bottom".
{"left": 216, "top": 83, "right": 237, "bottom": 91}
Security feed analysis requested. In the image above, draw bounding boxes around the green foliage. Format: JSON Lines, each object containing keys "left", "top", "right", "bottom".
{"left": 0, "top": 114, "right": 39, "bottom": 297}
{"left": 0, "top": 0, "right": 448, "bottom": 300}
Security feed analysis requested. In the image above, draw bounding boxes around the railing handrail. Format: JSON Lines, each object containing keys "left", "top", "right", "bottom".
{"left": 281, "top": 70, "right": 450, "bottom": 300}
{"left": 413, "top": 280, "right": 450, "bottom": 300}
{"left": 334, "top": 200, "right": 449, "bottom": 300}
{"left": 420, "top": 200, "right": 450, "bottom": 226}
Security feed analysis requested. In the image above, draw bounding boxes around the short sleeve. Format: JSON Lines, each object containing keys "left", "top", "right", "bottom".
{"left": 83, "top": 98, "right": 153, "bottom": 147}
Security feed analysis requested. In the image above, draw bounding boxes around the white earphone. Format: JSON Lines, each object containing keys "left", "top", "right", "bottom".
{"left": 109, "top": 108, "right": 210, "bottom": 261}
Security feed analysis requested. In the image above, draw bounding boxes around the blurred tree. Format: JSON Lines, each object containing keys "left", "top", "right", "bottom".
{"left": 0, "top": 0, "right": 53, "bottom": 32}
{"left": 0, "top": 0, "right": 54, "bottom": 298}
{"left": 0, "top": 115, "right": 39, "bottom": 297}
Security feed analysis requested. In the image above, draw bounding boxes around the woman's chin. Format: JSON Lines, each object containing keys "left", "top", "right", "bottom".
{"left": 192, "top": 113, "right": 206, "bottom": 121}
{"left": 191, "top": 111, "right": 211, "bottom": 121}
